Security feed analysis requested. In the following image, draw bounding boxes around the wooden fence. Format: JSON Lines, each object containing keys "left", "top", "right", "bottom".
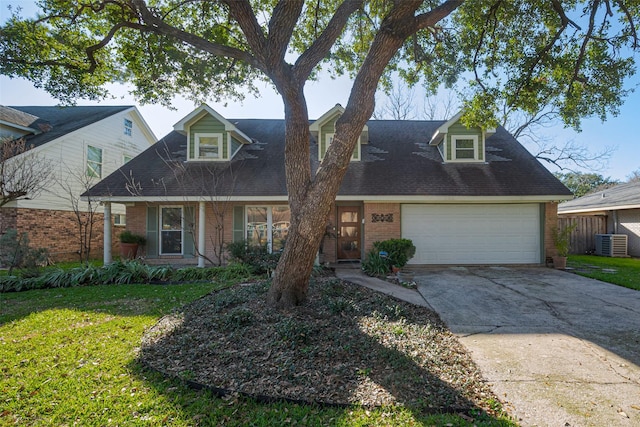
{"left": 558, "top": 216, "right": 607, "bottom": 254}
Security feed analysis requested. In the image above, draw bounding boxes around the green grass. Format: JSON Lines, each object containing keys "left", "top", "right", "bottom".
{"left": 568, "top": 255, "right": 640, "bottom": 291}
{"left": 0, "top": 280, "right": 516, "bottom": 426}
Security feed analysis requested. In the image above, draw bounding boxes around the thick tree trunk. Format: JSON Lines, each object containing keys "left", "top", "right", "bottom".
{"left": 266, "top": 82, "right": 327, "bottom": 308}
{"left": 265, "top": 1, "right": 436, "bottom": 309}
{"left": 266, "top": 211, "right": 327, "bottom": 307}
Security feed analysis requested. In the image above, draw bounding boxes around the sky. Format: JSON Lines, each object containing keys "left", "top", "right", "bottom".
{"left": 1, "top": 0, "right": 638, "bottom": 181}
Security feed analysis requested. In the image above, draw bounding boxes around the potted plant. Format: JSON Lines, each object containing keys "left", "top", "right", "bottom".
{"left": 552, "top": 223, "right": 576, "bottom": 269}
{"left": 119, "top": 230, "right": 146, "bottom": 259}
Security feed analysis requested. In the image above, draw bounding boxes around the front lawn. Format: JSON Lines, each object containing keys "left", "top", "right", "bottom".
{"left": 0, "top": 278, "right": 515, "bottom": 426}
{"left": 568, "top": 255, "right": 640, "bottom": 291}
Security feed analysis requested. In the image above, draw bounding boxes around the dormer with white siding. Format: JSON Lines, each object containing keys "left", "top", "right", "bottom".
{"left": 429, "top": 111, "right": 495, "bottom": 163}
{"left": 310, "top": 104, "right": 368, "bottom": 162}
{"left": 173, "top": 104, "right": 252, "bottom": 161}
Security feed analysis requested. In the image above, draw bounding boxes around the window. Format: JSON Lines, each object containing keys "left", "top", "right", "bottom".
{"left": 123, "top": 154, "right": 133, "bottom": 164}
{"left": 160, "top": 206, "right": 183, "bottom": 255}
{"left": 87, "top": 145, "right": 102, "bottom": 178}
{"left": 246, "top": 206, "right": 291, "bottom": 252}
{"left": 124, "top": 118, "right": 133, "bottom": 136}
{"left": 452, "top": 135, "right": 478, "bottom": 161}
{"left": 194, "top": 133, "right": 223, "bottom": 160}
{"left": 114, "top": 214, "right": 126, "bottom": 226}
{"left": 321, "top": 133, "right": 359, "bottom": 161}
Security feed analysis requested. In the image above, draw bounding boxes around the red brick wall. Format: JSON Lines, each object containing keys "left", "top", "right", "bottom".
{"left": 363, "top": 202, "right": 401, "bottom": 255}
{"left": 545, "top": 202, "right": 559, "bottom": 260}
{"left": 0, "top": 207, "right": 18, "bottom": 235}
{"left": 1, "top": 207, "right": 116, "bottom": 262}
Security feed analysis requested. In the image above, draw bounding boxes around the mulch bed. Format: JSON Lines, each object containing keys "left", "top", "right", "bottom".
{"left": 139, "top": 277, "right": 498, "bottom": 415}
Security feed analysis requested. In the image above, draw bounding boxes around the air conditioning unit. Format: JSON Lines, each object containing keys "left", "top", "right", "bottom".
{"left": 594, "top": 234, "right": 628, "bottom": 257}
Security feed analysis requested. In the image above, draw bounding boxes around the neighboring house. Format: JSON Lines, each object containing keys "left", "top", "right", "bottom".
{"left": 558, "top": 181, "right": 640, "bottom": 257}
{"left": 86, "top": 104, "right": 571, "bottom": 266}
{"left": 0, "top": 105, "right": 156, "bottom": 261}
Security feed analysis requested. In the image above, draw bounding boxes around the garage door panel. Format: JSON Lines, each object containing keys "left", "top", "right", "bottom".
{"left": 401, "top": 204, "right": 540, "bottom": 265}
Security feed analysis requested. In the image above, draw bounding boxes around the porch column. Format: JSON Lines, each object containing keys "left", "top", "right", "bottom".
{"left": 103, "top": 202, "right": 112, "bottom": 265}
{"left": 198, "top": 201, "right": 206, "bottom": 268}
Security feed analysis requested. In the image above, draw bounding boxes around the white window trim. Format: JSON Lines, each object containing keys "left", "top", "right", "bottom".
{"left": 114, "top": 214, "right": 126, "bottom": 227}
{"left": 194, "top": 132, "right": 224, "bottom": 160}
{"left": 451, "top": 135, "right": 479, "bottom": 162}
{"left": 159, "top": 206, "right": 184, "bottom": 255}
{"left": 86, "top": 145, "right": 103, "bottom": 178}
{"left": 321, "top": 133, "right": 360, "bottom": 162}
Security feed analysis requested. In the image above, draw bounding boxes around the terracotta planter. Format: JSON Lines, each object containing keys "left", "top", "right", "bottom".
{"left": 120, "top": 243, "right": 139, "bottom": 260}
{"left": 552, "top": 256, "right": 567, "bottom": 270}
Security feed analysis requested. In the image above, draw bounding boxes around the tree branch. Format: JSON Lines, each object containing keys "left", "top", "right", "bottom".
{"left": 132, "top": 0, "right": 260, "bottom": 69}
{"left": 267, "top": 0, "right": 304, "bottom": 66}
{"left": 294, "top": 0, "right": 364, "bottom": 82}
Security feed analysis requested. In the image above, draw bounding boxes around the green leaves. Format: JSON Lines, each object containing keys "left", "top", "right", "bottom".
{"left": 1, "top": 0, "right": 638, "bottom": 129}
{"left": 450, "top": 0, "right": 639, "bottom": 130}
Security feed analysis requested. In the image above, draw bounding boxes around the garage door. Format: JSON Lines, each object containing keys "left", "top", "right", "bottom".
{"left": 401, "top": 204, "right": 541, "bottom": 264}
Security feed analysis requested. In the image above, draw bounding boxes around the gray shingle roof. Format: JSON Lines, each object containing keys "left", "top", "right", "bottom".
{"left": 86, "top": 119, "right": 572, "bottom": 199}
{"left": 559, "top": 181, "right": 640, "bottom": 213}
{"left": 7, "top": 105, "right": 132, "bottom": 148}
{"left": 0, "top": 106, "right": 40, "bottom": 128}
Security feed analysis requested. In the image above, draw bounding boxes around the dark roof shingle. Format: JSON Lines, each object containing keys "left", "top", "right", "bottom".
{"left": 8, "top": 105, "right": 132, "bottom": 148}
{"left": 87, "top": 119, "right": 571, "bottom": 199}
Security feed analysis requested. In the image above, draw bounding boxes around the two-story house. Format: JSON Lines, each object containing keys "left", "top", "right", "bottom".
{"left": 0, "top": 105, "right": 156, "bottom": 261}
{"left": 86, "top": 104, "right": 571, "bottom": 266}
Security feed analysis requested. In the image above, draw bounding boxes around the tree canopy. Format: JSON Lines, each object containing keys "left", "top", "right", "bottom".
{"left": 2, "top": 0, "right": 638, "bottom": 306}
{"left": 554, "top": 171, "right": 619, "bottom": 197}
{"left": 2, "top": 1, "right": 638, "bottom": 127}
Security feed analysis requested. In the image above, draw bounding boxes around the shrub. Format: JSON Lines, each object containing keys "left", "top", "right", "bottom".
{"left": 362, "top": 250, "right": 392, "bottom": 277}
{"left": 118, "top": 230, "right": 146, "bottom": 245}
{"left": 226, "top": 240, "right": 281, "bottom": 275}
{"left": 0, "top": 229, "right": 49, "bottom": 274}
{"left": 372, "top": 239, "right": 416, "bottom": 268}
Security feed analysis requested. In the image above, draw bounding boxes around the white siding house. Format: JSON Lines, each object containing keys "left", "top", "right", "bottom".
{"left": 0, "top": 105, "right": 156, "bottom": 261}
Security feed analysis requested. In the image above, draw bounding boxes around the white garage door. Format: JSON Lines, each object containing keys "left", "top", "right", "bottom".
{"left": 401, "top": 204, "right": 541, "bottom": 264}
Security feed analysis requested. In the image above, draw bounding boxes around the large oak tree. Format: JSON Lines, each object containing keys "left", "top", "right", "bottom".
{"left": 2, "top": 0, "right": 638, "bottom": 307}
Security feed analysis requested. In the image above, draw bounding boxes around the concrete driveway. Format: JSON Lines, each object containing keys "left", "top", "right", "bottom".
{"left": 412, "top": 266, "right": 640, "bottom": 427}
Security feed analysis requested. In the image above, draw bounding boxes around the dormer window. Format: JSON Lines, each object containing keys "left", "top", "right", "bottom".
{"left": 311, "top": 104, "right": 366, "bottom": 163}
{"left": 322, "top": 133, "right": 360, "bottom": 161}
{"left": 173, "top": 104, "right": 252, "bottom": 162}
{"left": 195, "top": 133, "right": 222, "bottom": 159}
{"left": 452, "top": 135, "right": 478, "bottom": 161}
{"left": 429, "top": 111, "right": 492, "bottom": 163}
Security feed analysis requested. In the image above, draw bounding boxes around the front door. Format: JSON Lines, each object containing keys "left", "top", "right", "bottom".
{"left": 337, "top": 206, "right": 361, "bottom": 260}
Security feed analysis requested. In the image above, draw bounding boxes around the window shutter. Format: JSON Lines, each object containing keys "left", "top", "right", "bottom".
{"left": 233, "top": 206, "right": 245, "bottom": 242}
{"left": 184, "top": 206, "right": 196, "bottom": 257}
{"left": 146, "top": 207, "right": 158, "bottom": 258}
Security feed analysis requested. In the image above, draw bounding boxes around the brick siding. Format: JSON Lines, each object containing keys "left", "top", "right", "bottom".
{"left": 544, "top": 202, "right": 559, "bottom": 260}
{"left": 363, "top": 203, "right": 401, "bottom": 255}
{"left": 0, "top": 207, "right": 117, "bottom": 262}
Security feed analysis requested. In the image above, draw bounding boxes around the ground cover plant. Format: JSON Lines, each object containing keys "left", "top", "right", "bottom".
{"left": 0, "top": 270, "right": 515, "bottom": 426}
{"left": 0, "top": 260, "right": 254, "bottom": 292}
{"left": 568, "top": 255, "right": 640, "bottom": 291}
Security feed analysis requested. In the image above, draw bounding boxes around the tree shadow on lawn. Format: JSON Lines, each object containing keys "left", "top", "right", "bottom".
{"left": 0, "top": 281, "right": 225, "bottom": 325}
{"left": 136, "top": 278, "right": 508, "bottom": 422}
